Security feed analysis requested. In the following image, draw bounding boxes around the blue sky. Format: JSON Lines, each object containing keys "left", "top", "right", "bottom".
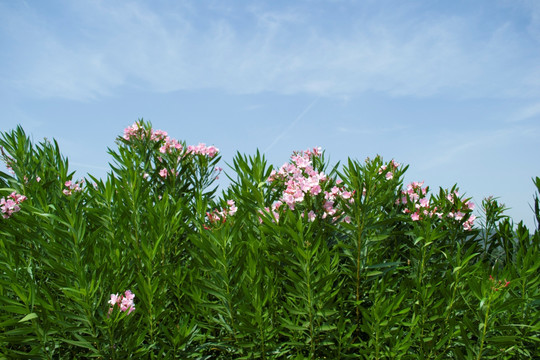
{"left": 1, "top": 0, "right": 539, "bottom": 228}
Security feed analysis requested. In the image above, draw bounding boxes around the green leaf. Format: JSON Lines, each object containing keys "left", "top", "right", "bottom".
{"left": 18, "top": 313, "right": 37, "bottom": 322}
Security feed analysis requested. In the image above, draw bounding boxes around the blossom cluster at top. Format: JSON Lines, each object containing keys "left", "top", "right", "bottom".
{"left": 63, "top": 180, "right": 84, "bottom": 196}
{"left": 122, "top": 122, "right": 218, "bottom": 158}
{"left": 265, "top": 148, "right": 352, "bottom": 223}
{"left": 123, "top": 122, "right": 145, "bottom": 141}
{"left": 186, "top": 143, "right": 219, "bottom": 158}
{"left": 108, "top": 290, "right": 136, "bottom": 315}
{"left": 1, "top": 192, "right": 27, "bottom": 219}
{"left": 446, "top": 190, "right": 476, "bottom": 230}
{"left": 267, "top": 148, "right": 327, "bottom": 210}
{"left": 398, "top": 182, "right": 475, "bottom": 230}
{"left": 398, "top": 181, "right": 432, "bottom": 220}
{"left": 378, "top": 159, "right": 400, "bottom": 180}
{"left": 204, "top": 200, "right": 238, "bottom": 230}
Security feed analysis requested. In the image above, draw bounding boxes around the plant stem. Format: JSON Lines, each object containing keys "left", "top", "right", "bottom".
{"left": 355, "top": 216, "right": 366, "bottom": 325}
{"left": 476, "top": 296, "right": 491, "bottom": 360}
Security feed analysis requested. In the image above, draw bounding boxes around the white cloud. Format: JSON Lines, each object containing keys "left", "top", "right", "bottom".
{"left": 337, "top": 124, "right": 410, "bottom": 135}
{"left": 417, "top": 125, "right": 538, "bottom": 172}
{"left": 511, "top": 102, "right": 540, "bottom": 122}
{"left": 2, "top": 1, "right": 540, "bottom": 101}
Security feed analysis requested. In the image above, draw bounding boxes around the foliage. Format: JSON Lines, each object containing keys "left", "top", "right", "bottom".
{"left": 0, "top": 120, "right": 538, "bottom": 359}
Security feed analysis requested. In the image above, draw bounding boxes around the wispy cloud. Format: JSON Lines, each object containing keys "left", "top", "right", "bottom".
{"left": 510, "top": 102, "right": 540, "bottom": 122}
{"left": 1, "top": 1, "right": 540, "bottom": 101}
{"left": 417, "top": 125, "right": 538, "bottom": 172}
{"left": 264, "top": 97, "right": 319, "bottom": 153}
{"left": 337, "top": 124, "right": 410, "bottom": 135}
{"left": 70, "top": 162, "right": 110, "bottom": 172}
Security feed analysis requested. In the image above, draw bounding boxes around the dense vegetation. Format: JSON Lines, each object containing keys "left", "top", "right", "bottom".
{"left": 0, "top": 120, "right": 538, "bottom": 359}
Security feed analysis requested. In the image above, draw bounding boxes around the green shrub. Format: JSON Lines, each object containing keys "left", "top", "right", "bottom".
{"left": 0, "top": 120, "right": 538, "bottom": 359}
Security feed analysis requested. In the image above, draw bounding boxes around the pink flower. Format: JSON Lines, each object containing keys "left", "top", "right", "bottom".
{"left": 323, "top": 201, "right": 336, "bottom": 216}
{"left": 310, "top": 184, "right": 322, "bottom": 196}
{"left": 108, "top": 290, "right": 135, "bottom": 315}
{"left": 293, "top": 155, "right": 310, "bottom": 168}
{"left": 159, "top": 168, "right": 168, "bottom": 178}
{"left": 205, "top": 145, "right": 219, "bottom": 158}
{"left": 36, "top": 177, "right": 41, "bottom": 182}
{"left": 124, "top": 290, "right": 135, "bottom": 301}
{"left": 63, "top": 180, "right": 83, "bottom": 195}
{"left": 150, "top": 129, "right": 168, "bottom": 141}
{"left": 1, "top": 192, "right": 27, "bottom": 218}
{"left": 307, "top": 210, "right": 316, "bottom": 222}
{"left": 385, "top": 172, "right": 394, "bottom": 180}
{"left": 123, "top": 122, "right": 143, "bottom": 140}
{"left": 227, "top": 200, "right": 237, "bottom": 216}
{"left": 419, "top": 198, "right": 429, "bottom": 208}
{"left": 411, "top": 212, "right": 420, "bottom": 221}
{"left": 108, "top": 293, "right": 120, "bottom": 306}
{"left": 186, "top": 143, "right": 219, "bottom": 158}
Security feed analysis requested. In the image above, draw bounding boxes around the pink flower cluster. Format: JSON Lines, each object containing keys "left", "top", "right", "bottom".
{"left": 123, "top": 123, "right": 144, "bottom": 141}
{"left": 265, "top": 148, "right": 352, "bottom": 223}
{"left": 150, "top": 129, "right": 183, "bottom": 154}
{"left": 186, "top": 143, "right": 219, "bottom": 158}
{"left": 63, "top": 180, "right": 84, "bottom": 196}
{"left": 321, "top": 181, "right": 353, "bottom": 222}
{"left": 398, "top": 181, "right": 434, "bottom": 221}
{"left": 122, "top": 122, "right": 218, "bottom": 158}
{"left": 1, "top": 192, "right": 27, "bottom": 219}
{"left": 108, "top": 290, "right": 136, "bottom": 315}
{"left": 445, "top": 190, "right": 476, "bottom": 230}
{"left": 398, "top": 182, "right": 476, "bottom": 230}
{"left": 124, "top": 123, "right": 183, "bottom": 154}
{"left": 267, "top": 148, "right": 327, "bottom": 211}
{"left": 204, "top": 200, "right": 237, "bottom": 229}
{"left": 378, "top": 159, "right": 400, "bottom": 180}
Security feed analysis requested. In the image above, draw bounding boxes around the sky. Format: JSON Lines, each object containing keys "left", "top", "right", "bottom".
{"left": 0, "top": 0, "right": 539, "bottom": 229}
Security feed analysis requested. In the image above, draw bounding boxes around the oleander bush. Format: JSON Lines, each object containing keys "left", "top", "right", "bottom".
{"left": 0, "top": 120, "right": 538, "bottom": 359}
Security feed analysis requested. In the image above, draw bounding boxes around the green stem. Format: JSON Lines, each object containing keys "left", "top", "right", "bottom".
{"left": 355, "top": 216, "right": 365, "bottom": 324}
{"left": 476, "top": 296, "right": 491, "bottom": 360}
{"left": 307, "top": 260, "right": 314, "bottom": 358}
{"left": 108, "top": 322, "right": 116, "bottom": 360}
